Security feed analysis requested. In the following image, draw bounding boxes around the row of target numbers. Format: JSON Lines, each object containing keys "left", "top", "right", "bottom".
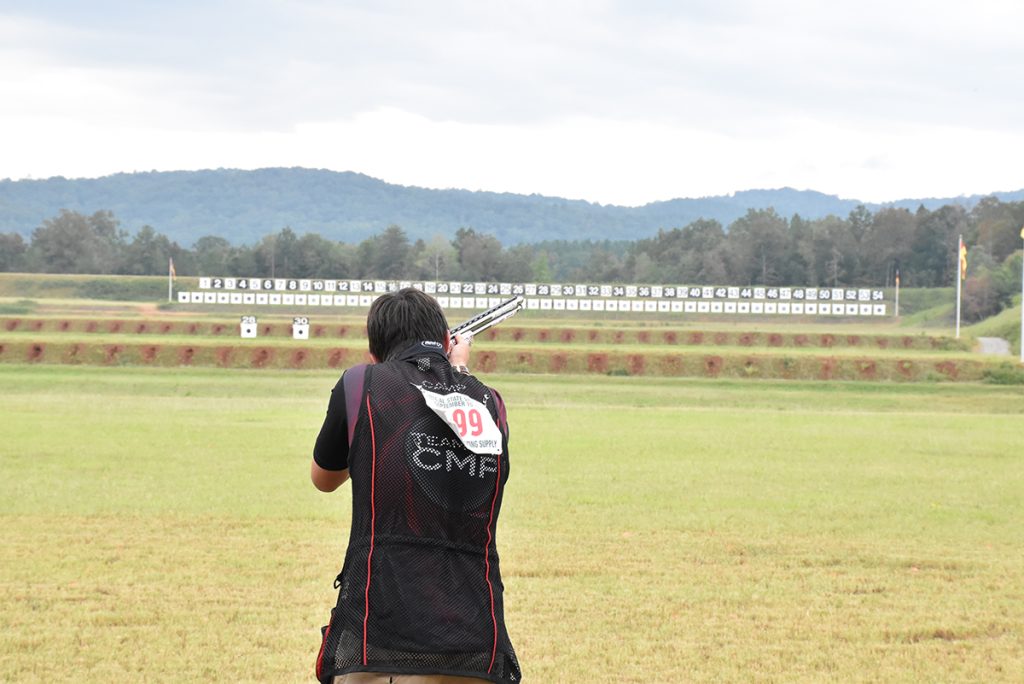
{"left": 197, "top": 277, "right": 885, "bottom": 303}
{"left": 180, "top": 291, "right": 888, "bottom": 316}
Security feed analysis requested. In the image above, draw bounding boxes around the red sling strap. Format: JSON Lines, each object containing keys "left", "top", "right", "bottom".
{"left": 342, "top": 364, "right": 369, "bottom": 447}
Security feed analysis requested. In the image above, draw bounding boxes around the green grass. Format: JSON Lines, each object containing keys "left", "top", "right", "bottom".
{"left": 0, "top": 277, "right": 968, "bottom": 336}
{"left": 1, "top": 366, "right": 1023, "bottom": 682}
{"left": 966, "top": 296, "right": 1023, "bottom": 356}
{"left": 0, "top": 273, "right": 178, "bottom": 301}
{"left": 0, "top": 329, "right": 979, "bottom": 359}
{"left": 899, "top": 301, "right": 956, "bottom": 329}
{"left": 894, "top": 287, "right": 955, "bottom": 316}
{"left": 0, "top": 299, "right": 37, "bottom": 315}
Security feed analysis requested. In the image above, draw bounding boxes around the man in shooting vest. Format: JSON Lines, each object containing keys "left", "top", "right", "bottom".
{"left": 311, "top": 288, "right": 521, "bottom": 684}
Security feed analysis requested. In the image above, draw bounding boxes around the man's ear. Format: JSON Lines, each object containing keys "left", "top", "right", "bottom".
{"left": 443, "top": 330, "right": 452, "bottom": 354}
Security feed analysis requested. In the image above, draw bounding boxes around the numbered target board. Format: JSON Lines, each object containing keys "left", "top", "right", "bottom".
{"left": 177, "top": 277, "right": 891, "bottom": 318}
{"left": 292, "top": 316, "right": 310, "bottom": 340}
{"left": 240, "top": 315, "right": 257, "bottom": 338}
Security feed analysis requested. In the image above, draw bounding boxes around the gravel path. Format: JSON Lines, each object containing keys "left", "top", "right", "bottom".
{"left": 977, "top": 337, "right": 1011, "bottom": 355}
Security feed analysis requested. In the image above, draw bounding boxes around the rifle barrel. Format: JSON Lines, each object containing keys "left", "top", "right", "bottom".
{"left": 450, "top": 295, "right": 525, "bottom": 337}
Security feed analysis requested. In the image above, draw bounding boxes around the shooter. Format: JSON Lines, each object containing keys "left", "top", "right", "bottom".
{"left": 310, "top": 288, "right": 523, "bottom": 684}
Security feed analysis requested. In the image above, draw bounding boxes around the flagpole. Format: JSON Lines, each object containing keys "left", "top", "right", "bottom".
{"left": 894, "top": 267, "right": 900, "bottom": 318}
{"left": 1019, "top": 225, "right": 1023, "bottom": 364}
{"left": 955, "top": 235, "right": 962, "bottom": 339}
{"left": 168, "top": 257, "right": 173, "bottom": 303}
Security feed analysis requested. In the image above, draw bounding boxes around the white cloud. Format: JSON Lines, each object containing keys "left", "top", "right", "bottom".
{"left": 1, "top": 2, "right": 1023, "bottom": 204}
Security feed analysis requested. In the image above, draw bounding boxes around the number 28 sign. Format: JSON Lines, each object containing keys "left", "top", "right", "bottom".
{"left": 414, "top": 384, "right": 502, "bottom": 455}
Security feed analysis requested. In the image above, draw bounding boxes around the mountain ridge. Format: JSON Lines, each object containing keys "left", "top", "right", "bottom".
{"left": 1, "top": 167, "right": 1020, "bottom": 245}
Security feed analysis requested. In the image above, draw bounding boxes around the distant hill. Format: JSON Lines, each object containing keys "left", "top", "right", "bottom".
{"left": 1, "top": 168, "right": 1021, "bottom": 245}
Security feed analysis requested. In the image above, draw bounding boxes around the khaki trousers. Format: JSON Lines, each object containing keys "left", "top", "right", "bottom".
{"left": 332, "top": 675, "right": 490, "bottom": 684}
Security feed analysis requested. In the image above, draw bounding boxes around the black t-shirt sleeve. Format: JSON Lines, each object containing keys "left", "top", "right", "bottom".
{"left": 313, "top": 376, "right": 349, "bottom": 471}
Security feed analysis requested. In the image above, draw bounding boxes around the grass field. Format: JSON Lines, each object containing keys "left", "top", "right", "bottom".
{"left": 0, "top": 329, "right": 981, "bottom": 359}
{"left": 5, "top": 296, "right": 1012, "bottom": 382}
{"left": 1, "top": 364, "right": 1022, "bottom": 682}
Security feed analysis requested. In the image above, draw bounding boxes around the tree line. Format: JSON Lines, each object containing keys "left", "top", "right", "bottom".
{"left": 16, "top": 169, "right": 1019, "bottom": 245}
{"left": 1, "top": 198, "right": 1021, "bottom": 321}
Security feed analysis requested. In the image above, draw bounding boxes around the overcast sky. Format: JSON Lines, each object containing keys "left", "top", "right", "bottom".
{"left": 1, "top": 0, "right": 1021, "bottom": 206}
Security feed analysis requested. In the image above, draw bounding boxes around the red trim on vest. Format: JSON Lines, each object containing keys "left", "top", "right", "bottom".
{"left": 315, "top": 622, "right": 330, "bottom": 680}
{"left": 492, "top": 389, "right": 508, "bottom": 436}
{"left": 362, "top": 393, "right": 378, "bottom": 666}
{"left": 343, "top": 364, "right": 368, "bottom": 446}
{"left": 484, "top": 454, "right": 501, "bottom": 673}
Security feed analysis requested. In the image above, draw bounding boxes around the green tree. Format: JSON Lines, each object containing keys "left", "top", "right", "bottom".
{"left": 270, "top": 227, "right": 301, "bottom": 277}
{"left": 498, "top": 243, "right": 535, "bottom": 283}
{"left": 530, "top": 251, "right": 552, "bottom": 282}
{"left": 27, "top": 209, "right": 126, "bottom": 274}
{"left": 291, "top": 233, "right": 349, "bottom": 278}
{"left": 253, "top": 233, "right": 281, "bottom": 278}
{"left": 193, "top": 235, "right": 234, "bottom": 276}
{"left": 681, "top": 220, "right": 728, "bottom": 283}
{"left": 121, "top": 225, "right": 178, "bottom": 275}
{"left": 971, "top": 197, "right": 1024, "bottom": 264}
{"left": 0, "top": 233, "right": 27, "bottom": 272}
{"left": 860, "top": 208, "right": 916, "bottom": 286}
{"left": 453, "top": 228, "right": 504, "bottom": 281}
{"left": 413, "top": 234, "right": 458, "bottom": 281}
{"left": 225, "top": 244, "right": 257, "bottom": 277}
{"left": 910, "top": 205, "right": 968, "bottom": 286}
{"left": 627, "top": 252, "right": 658, "bottom": 282}
{"left": 324, "top": 241, "right": 357, "bottom": 279}
{"left": 782, "top": 214, "right": 812, "bottom": 285}
{"left": 373, "top": 225, "right": 413, "bottom": 279}
{"left": 847, "top": 204, "right": 872, "bottom": 245}
{"left": 724, "top": 209, "right": 789, "bottom": 285}
{"left": 962, "top": 259, "right": 1017, "bottom": 322}
{"left": 580, "top": 245, "right": 622, "bottom": 282}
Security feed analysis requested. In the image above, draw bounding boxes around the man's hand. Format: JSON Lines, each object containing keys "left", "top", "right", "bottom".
{"left": 448, "top": 332, "right": 473, "bottom": 368}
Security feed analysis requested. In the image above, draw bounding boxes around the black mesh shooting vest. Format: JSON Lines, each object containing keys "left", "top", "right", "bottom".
{"left": 317, "top": 342, "right": 521, "bottom": 683}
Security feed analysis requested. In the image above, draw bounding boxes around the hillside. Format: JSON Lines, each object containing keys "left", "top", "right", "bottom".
{"left": 2, "top": 168, "right": 1021, "bottom": 246}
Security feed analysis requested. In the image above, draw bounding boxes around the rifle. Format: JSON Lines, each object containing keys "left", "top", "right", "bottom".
{"left": 450, "top": 295, "right": 525, "bottom": 339}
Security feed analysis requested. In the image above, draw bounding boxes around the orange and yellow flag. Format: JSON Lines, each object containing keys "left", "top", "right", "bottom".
{"left": 169, "top": 257, "right": 177, "bottom": 280}
{"left": 959, "top": 240, "right": 967, "bottom": 281}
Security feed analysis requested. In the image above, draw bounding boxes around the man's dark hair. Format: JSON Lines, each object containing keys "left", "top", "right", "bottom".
{"left": 367, "top": 288, "right": 449, "bottom": 361}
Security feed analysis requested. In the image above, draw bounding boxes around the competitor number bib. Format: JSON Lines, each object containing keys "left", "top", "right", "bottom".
{"left": 413, "top": 384, "right": 503, "bottom": 455}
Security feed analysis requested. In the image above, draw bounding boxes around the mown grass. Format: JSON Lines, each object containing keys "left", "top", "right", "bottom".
{"left": 966, "top": 296, "right": 1022, "bottom": 356}
{"left": 0, "top": 273, "right": 175, "bottom": 301}
{"left": 0, "top": 311, "right": 952, "bottom": 338}
{"left": 0, "top": 329, "right": 979, "bottom": 360}
{"left": 0, "top": 276, "right": 964, "bottom": 336}
{"left": 899, "top": 301, "right": 956, "bottom": 329}
{"left": 1, "top": 365, "right": 1022, "bottom": 682}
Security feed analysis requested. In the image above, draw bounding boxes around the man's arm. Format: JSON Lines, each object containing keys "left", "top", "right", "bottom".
{"left": 311, "top": 373, "right": 352, "bottom": 492}
{"left": 311, "top": 462, "right": 349, "bottom": 492}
